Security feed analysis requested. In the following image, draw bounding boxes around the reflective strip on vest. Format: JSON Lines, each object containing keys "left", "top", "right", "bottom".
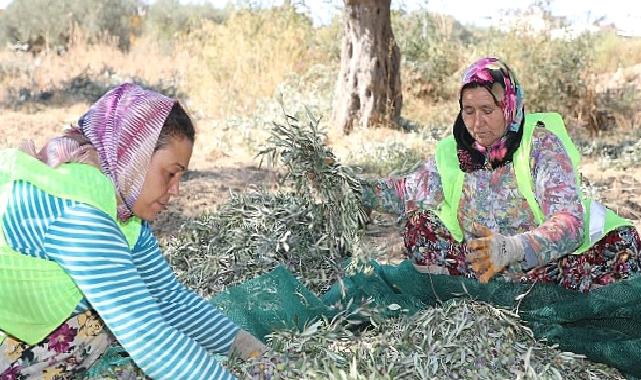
{"left": 589, "top": 199, "right": 607, "bottom": 243}
{"left": 0, "top": 148, "right": 142, "bottom": 345}
{"left": 433, "top": 113, "right": 632, "bottom": 252}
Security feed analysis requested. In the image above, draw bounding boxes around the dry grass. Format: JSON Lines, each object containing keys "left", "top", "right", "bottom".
{"left": 0, "top": 104, "right": 88, "bottom": 148}
{"left": 178, "top": 7, "right": 318, "bottom": 119}
{"left": 2, "top": 6, "right": 639, "bottom": 132}
{"left": 0, "top": 30, "right": 184, "bottom": 107}
{"left": 594, "top": 32, "right": 641, "bottom": 71}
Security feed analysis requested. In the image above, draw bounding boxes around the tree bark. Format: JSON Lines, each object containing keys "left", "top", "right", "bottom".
{"left": 333, "top": 0, "right": 402, "bottom": 134}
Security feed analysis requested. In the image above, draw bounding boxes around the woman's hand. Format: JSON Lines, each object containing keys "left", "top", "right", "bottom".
{"left": 466, "top": 223, "right": 524, "bottom": 283}
{"left": 229, "top": 329, "right": 268, "bottom": 360}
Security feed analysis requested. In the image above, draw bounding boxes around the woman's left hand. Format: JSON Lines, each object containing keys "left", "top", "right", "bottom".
{"left": 230, "top": 329, "right": 269, "bottom": 360}
{"left": 466, "top": 223, "right": 524, "bottom": 283}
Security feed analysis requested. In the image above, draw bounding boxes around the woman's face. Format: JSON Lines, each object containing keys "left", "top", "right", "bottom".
{"left": 461, "top": 86, "right": 507, "bottom": 148}
{"left": 132, "top": 136, "right": 193, "bottom": 221}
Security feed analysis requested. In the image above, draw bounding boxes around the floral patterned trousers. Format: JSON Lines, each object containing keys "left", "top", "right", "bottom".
{"left": 404, "top": 211, "right": 641, "bottom": 292}
{"left": 0, "top": 310, "right": 113, "bottom": 380}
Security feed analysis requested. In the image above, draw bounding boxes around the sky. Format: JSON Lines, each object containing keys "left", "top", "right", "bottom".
{"left": 1, "top": 0, "right": 640, "bottom": 34}
{"left": 223, "top": 0, "right": 641, "bottom": 35}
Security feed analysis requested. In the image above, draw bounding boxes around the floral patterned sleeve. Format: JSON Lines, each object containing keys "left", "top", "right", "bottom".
{"left": 518, "top": 129, "right": 584, "bottom": 268}
{"left": 361, "top": 159, "right": 445, "bottom": 217}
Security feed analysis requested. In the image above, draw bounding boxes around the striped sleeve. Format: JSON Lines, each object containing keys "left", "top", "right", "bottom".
{"left": 131, "top": 223, "right": 239, "bottom": 355}
{"left": 43, "top": 204, "right": 236, "bottom": 380}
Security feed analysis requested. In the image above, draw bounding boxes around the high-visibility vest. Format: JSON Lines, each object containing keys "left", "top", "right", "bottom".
{"left": 434, "top": 113, "right": 631, "bottom": 252}
{"left": 0, "top": 148, "right": 141, "bottom": 345}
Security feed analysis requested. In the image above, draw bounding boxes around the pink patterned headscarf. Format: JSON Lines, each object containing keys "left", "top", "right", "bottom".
{"left": 462, "top": 57, "right": 524, "bottom": 134}
{"left": 23, "top": 83, "right": 176, "bottom": 221}
{"left": 453, "top": 57, "right": 525, "bottom": 172}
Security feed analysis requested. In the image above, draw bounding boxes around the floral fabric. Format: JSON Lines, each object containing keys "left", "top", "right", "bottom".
{"left": 0, "top": 311, "right": 113, "bottom": 380}
{"left": 401, "top": 210, "right": 641, "bottom": 292}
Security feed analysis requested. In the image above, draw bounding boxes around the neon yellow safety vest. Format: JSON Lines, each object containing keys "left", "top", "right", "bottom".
{"left": 0, "top": 148, "right": 141, "bottom": 345}
{"left": 434, "top": 113, "right": 631, "bottom": 253}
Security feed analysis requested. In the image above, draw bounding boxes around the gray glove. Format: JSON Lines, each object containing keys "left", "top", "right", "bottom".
{"left": 229, "top": 329, "right": 268, "bottom": 360}
{"left": 466, "top": 223, "right": 524, "bottom": 283}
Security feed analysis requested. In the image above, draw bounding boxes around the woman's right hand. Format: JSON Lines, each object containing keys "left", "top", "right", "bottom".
{"left": 466, "top": 224, "right": 525, "bottom": 283}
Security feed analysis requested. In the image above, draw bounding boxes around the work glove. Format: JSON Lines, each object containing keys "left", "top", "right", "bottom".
{"left": 229, "top": 329, "right": 268, "bottom": 360}
{"left": 466, "top": 223, "right": 524, "bottom": 283}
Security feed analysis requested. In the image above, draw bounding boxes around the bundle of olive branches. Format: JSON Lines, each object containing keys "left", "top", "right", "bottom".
{"left": 257, "top": 106, "right": 368, "bottom": 265}
{"left": 163, "top": 105, "right": 370, "bottom": 296}
{"left": 226, "top": 299, "right": 623, "bottom": 380}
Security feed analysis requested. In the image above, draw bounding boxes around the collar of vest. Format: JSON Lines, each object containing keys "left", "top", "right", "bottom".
{"left": 0, "top": 148, "right": 141, "bottom": 247}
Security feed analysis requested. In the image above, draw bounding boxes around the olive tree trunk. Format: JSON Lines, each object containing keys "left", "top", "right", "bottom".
{"left": 333, "top": 0, "right": 402, "bottom": 134}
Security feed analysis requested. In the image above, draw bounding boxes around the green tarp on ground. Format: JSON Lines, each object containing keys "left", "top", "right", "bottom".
{"left": 212, "top": 260, "right": 641, "bottom": 378}
{"left": 89, "top": 260, "right": 641, "bottom": 378}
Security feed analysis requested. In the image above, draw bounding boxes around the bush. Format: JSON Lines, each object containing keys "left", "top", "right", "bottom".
{"left": 179, "top": 4, "right": 317, "bottom": 118}
{"left": 470, "top": 22, "right": 596, "bottom": 123}
{"left": 393, "top": 10, "right": 469, "bottom": 102}
{"left": 144, "top": 0, "right": 227, "bottom": 50}
{"left": 0, "top": 0, "right": 140, "bottom": 50}
{"left": 593, "top": 31, "right": 641, "bottom": 72}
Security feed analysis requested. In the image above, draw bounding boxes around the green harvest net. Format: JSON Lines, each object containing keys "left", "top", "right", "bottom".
{"left": 89, "top": 260, "right": 641, "bottom": 378}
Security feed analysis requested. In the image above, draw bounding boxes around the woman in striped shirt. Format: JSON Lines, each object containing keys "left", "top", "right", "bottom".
{"left": 0, "top": 83, "right": 264, "bottom": 379}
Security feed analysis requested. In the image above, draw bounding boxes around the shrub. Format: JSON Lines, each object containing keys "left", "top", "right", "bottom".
{"left": 0, "top": 0, "right": 139, "bottom": 50}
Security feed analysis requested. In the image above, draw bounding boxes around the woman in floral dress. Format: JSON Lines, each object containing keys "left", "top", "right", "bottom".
{"left": 363, "top": 57, "right": 640, "bottom": 292}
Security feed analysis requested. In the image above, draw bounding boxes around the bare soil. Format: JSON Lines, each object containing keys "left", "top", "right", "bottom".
{"left": 1, "top": 104, "right": 639, "bottom": 248}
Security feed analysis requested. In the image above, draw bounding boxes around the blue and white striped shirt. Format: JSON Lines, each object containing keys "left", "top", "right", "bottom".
{"left": 2, "top": 180, "right": 238, "bottom": 379}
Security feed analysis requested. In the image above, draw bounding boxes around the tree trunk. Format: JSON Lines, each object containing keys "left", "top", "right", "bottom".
{"left": 333, "top": 0, "right": 402, "bottom": 135}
